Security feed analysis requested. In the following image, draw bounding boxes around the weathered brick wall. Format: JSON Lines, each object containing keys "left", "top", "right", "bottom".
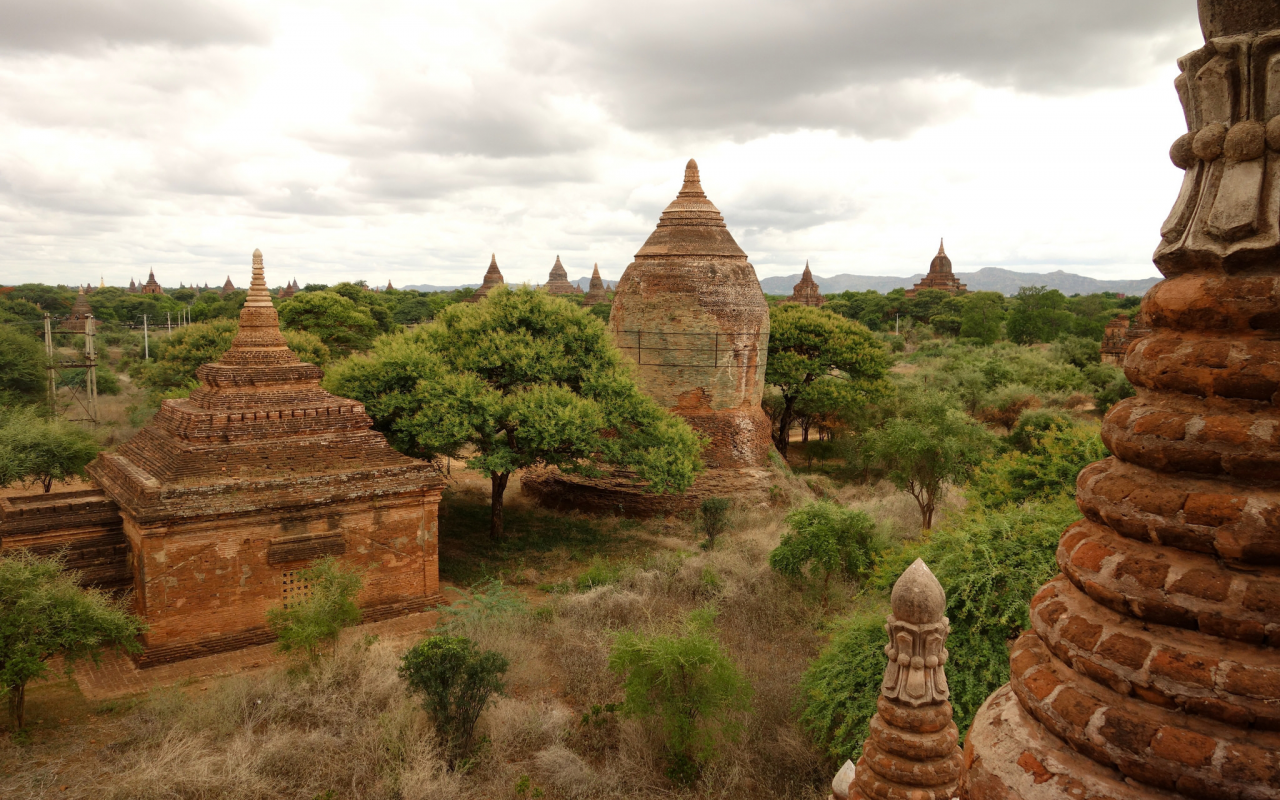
{"left": 0, "top": 489, "right": 131, "bottom": 593}
{"left": 522, "top": 465, "right": 771, "bottom": 516}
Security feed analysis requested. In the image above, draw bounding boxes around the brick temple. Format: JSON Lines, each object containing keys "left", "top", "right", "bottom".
{"left": 786, "top": 261, "right": 824, "bottom": 307}
{"left": 960, "top": 2, "right": 1280, "bottom": 797}
{"left": 525, "top": 159, "right": 774, "bottom": 513}
{"left": 466, "top": 254, "right": 505, "bottom": 302}
{"left": 905, "top": 240, "right": 965, "bottom": 298}
{"left": 543, "top": 255, "right": 583, "bottom": 296}
{"left": 3, "top": 251, "right": 445, "bottom": 666}
{"left": 583, "top": 263, "right": 609, "bottom": 304}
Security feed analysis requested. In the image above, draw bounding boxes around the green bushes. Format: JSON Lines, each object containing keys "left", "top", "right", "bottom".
{"left": 399, "top": 635, "right": 510, "bottom": 763}
{"left": 971, "top": 424, "right": 1108, "bottom": 508}
{"left": 0, "top": 407, "right": 99, "bottom": 493}
{"left": 769, "top": 501, "right": 885, "bottom": 596}
{"left": 797, "top": 611, "right": 887, "bottom": 761}
{"left": 609, "top": 610, "right": 752, "bottom": 784}
{"left": 265, "top": 557, "right": 362, "bottom": 660}
{"left": 699, "top": 497, "right": 731, "bottom": 550}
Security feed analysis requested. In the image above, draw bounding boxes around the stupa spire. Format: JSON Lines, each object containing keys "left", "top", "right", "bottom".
{"left": 937, "top": 238, "right": 945, "bottom": 256}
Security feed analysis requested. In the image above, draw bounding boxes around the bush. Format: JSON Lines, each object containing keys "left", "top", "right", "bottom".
{"left": 0, "top": 326, "right": 47, "bottom": 407}
{"left": 1094, "top": 375, "right": 1135, "bottom": 415}
{"left": 769, "top": 501, "right": 885, "bottom": 597}
{"left": 265, "top": 556, "right": 362, "bottom": 660}
{"left": 699, "top": 497, "right": 731, "bottom": 550}
{"left": 1050, "top": 335, "right": 1100, "bottom": 369}
{"left": 801, "top": 497, "right": 1077, "bottom": 759}
{"left": 57, "top": 367, "right": 121, "bottom": 396}
{"left": 976, "top": 384, "right": 1041, "bottom": 429}
{"left": 971, "top": 424, "right": 1108, "bottom": 508}
{"left": 1007, "top": 408, "right": 1076, "bottom": 453}
{"left": 0, "top": 407, "right": 100, "bottom": 492}
{"left": 399, "top": 635, "right": 509, "bottom": 763}
{"left": 609, "top": 610, "right": 752, "bottom": 784}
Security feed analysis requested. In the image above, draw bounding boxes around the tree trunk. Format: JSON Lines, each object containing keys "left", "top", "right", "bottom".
{"left": 774, "top": 396, "right": 797, "bottom": 458}
{"left": 490, "top": 472, "right": 510, "bottom": 541}
{"left": 800, "top": 419, "right": 810, "bottom": 443}
{"left": 42, "top": 475, "right": 53, "bottom": 493}
{"left": 920, "top": 495, "right": 935, "bottom": 531}
{"left": 9, "top": 682, "right": 25, "bottom": 729}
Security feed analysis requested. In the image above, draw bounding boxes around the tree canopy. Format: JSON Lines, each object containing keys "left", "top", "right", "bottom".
{"left": 279, "top": 291, "right": 382, "bottom": 355}
{"left": 134, "top": 318, "right": 330, "bottom": 392}
{"left": 764, "top": 304, "right": 891, "bottom": 456}
{"left": 0, "top": 407, "right": 100, "bottom": 493}
{"left": 0, "top": 326, "right": 47, "bottom": 408}
{"left": 325, "top": 286, "right": 704, "bottom": 538}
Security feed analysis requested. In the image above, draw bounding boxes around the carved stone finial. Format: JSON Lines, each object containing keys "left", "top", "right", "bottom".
{"left": 883, "top": 559, "right": 950, "bottom": 707}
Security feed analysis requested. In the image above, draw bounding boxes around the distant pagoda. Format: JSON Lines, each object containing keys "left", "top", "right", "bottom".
{"left": 128, "top": 277, "right": 138, "bottom": 293}
{"left": 60, "top": 287, "right": 93, "bottom": 332}
{"left": 543, "top": 255, "right": 583, "bottom": 296}
{"left": 279, "top": 278, "right": 299, "bottom": 299}
{"left": 220, "top": 275, "right": 236, "bottom": 296}
{"left": 905, "top": 240, "right": 966, "bottom": 297}
{"left": 466, "top": 254, "right": 505, "bottom": 303}
{"left": 141, "top": 269, "right": 164, "bottom": 295}
{"left": 785, "top": 261, "right": 824, "bottom": 307}
{"left": 583, "top": 263, "right": 608, "bottom": 304}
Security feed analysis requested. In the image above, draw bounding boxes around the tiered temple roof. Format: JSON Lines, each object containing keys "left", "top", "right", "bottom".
{"left": 128, "top": 278, "right": 137, "bottom": 293}
{"left": 220, "top": 276, "right": 236, "bottom": 296}
{"left": 60, "top": 287, "right": 93, "bottom": 332}
{"left": 583, "top": 263, "right": 608, "bottom": 304}
{"left": 786, "top": 261, "right": 824, "bottom": 307}
{"left": 141, "top": 269, "right": 164, "bottom": 295}
{"left": 466, "top": 254, "right": 505, "bottom": 302}
{"left": 543, "top": 255, "right": 583, "bottom": 295}
{"left": 278, "top": 278, "right": 299, "bottom": 299}
{"left": 905, "top": 240, "right": 965, "bottom": 298}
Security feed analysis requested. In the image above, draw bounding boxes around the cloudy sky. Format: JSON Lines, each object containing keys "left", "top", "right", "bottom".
{"left": 0, "top": 0, "right": 1202, "bottom": 288}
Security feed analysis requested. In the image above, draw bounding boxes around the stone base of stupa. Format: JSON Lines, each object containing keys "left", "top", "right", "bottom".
{"left": 521, "top": 464, "right": 775, "bottom": 517}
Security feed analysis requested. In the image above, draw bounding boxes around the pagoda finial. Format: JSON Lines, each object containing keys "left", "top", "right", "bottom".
{"left": 490, "top": 253, "right": 497, "bottom": 267}
{"left": 938, "top": 238, "right": 946, "bottom": 256}
{"left": 682, "top": 158, "right": 701, "bottom": 191}
{"left": 245, "top": 249, "right": 272, "bottom": 308}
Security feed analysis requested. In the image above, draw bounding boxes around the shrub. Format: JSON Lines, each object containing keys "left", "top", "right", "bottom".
{"left": 1050, "top": 335, "right": 1101, "bottom": 368}
{"left": 769, "top": 501, "right": 885, "bottom": 597}
{"left": 609, "top": 610, "right": 752, "bottom": 784}
{"left": 971, "top": 424, "right": 1108, "bottom": 508}
{"left": 265, "top": 556, "right": 362, "bottom": 660}
{"left": 0, "top": 406, "right": 100, "bottom": 492}
{"left": 440, "top": 579, "right": 527, "bottom": 636}
{"left": 1094, "top": 375, "right": 1135, "bottom": 415}
{"left": 399, "top": 635, "right": 509, "bottom": 763}
{"left": 976, "top": 384, "right": 1041, "bottom": 429}
{"left": 1007, "top": 409, "right": 1076, "bottom": 453}
{"left": 699, "top": 497, "right": 731, "bottom": 550}
{"left": 0, "top": 326, "right": 47, "bottom": 407}
{"left": 797, "top": 611, "right": 886, "bottom": 761}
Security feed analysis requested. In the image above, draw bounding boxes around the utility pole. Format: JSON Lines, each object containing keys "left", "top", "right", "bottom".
{"left": 43, "top": 313, "right": 55, "bottom": 413}
{"left": 167, "top": 311, "right": 171, "bottom": 334}
{"left": 143, "top": 314, "right": 150, "bottom": 360}
{"left": 895, "top": 314, "right": 900, "bottom": 335}
{"left": 85, "top": 315, "right": 99, "bottom": 425}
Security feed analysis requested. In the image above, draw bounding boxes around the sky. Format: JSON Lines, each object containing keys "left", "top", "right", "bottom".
{"left": 0, "top": 0, "right": 1203, "bottom": 288}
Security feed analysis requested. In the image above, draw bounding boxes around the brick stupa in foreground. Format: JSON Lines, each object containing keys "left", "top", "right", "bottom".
{"left": 960, "top": 2, "right": 1280, "bottom": 797}
{"left": 88, "top": 250, "right": 444, "bottom": 665}
{"left": 524, "top": 159, "right": 773, "bottom": 513}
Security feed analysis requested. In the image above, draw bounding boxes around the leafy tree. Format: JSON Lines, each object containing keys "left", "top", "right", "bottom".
{"left": 800, "top": 496, "right": 1077, "bottom": 760}
{"left": 265, "top": 556, "right": 362, "bottom": 660}
{"left": 279, "top": 291, "right": 380, "bottom": 355}
{"left": 698, "top": 497, "right": 731, "bottom": 550}
{"left": 609, "top": 610, "right": 752, "bottom": 784}
{"left": 0, "top": 294, "right": 45, "bottom": 328}
{"left": 135, "top": 319, "right": 330, "bottom": 392}
{"left": 0, "top": 550, "right": 144, "bottom": 729}
{"left": 970, "top": 423, "right": 1108, "bottom": 508}
{"left": 1006, "top": 408, "right": 1076, "bottom": 452}
{"left": 0, "top": 327, "right": 47, "bottom": 407}
{"left": 863, "top": 392, "right": 995, "bottom": 530}
{"left": 769, "top": 501, "right": 884, "bottom": 597}
{"left": 904, "top": 288, "right": 951, "bottom": 325}
{"left": 765, "top": 304, "right": 890, "bottom": 458}
{"left": 399, "top": 635, "right": 509, "bottom": 763}
{"left": 959, "top": 291, "right": 1006, "bottom": 345}
{"left": 1051, "top": 335, "right": 1101, "bottom": 369}
{"left": 0, "top": 407, "right": 99, "bottom": 492}
{"left": 1006, "top": 286, "right": 1073, "bottom": 344}
{"left": 325, "top": 287, "right": 703, "bottom": 540}
{"left": 1094, "top": 374, "right": 1135, "bottom": 414}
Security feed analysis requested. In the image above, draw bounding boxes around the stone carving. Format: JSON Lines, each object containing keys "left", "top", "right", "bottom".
{"left": 583, "top": 263, "right": 609, "bottom": 304}
{"left": 141, "top": 269, "right": 163, "bottom": 295}
{"left": 832, "top": 559, "right": 962, "bottom": 800}
{"left": 786, "top": 261, "right": 824, "bottom": 306}
{"left": 543, "top": 255, "right": 583, "bottom": 295}
{"left": 905, "top": 240, "right": 966, "bottom": 298}
{"left": 85, "top": 250, "right": 444, "bottom": 666}
{"left": 466, "top": 254, "right": 505, "bottom": 302}
{"left": 523, "top": 159, "right": 773, "bottom": 513}
{"left": 60, "top": 286, "right": 92, "bottom": 332}
{"left": 959, "top": 4, "right": 1280, "bottom": 797}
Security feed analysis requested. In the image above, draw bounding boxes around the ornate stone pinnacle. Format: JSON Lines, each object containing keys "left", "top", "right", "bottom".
{"left": 937, "top": 238, "right": 945, "bottom": 256}
{"left": 245, "top": 249, "right": 273, "bottom": 308}
{"left": 883, "top": 559, "right": 950, "bottom": 707}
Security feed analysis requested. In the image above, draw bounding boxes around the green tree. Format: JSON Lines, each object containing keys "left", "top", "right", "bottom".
{"left": 970, "top": 423, "right": 1108, "bottom": 508}
{"left": 0, "top": 327, "right": 47, "bottom": 407}
{"left": 136, "top": 318, "right": 330, "bottom": 392}
{"left": 959, "top": 291, "right": 1006, "bottom": 344}
{"left": 324, "top": 287, "right": 703, "bottom": 540}
{"left": 0, "top": 550, "right": 144, "bottom": 728}
{"left": 766, "top": 304, "right": 891, "bottom": 458}
{"left": 399, "top": 635, "right": 509, "bottom": 763}
{"left": 609, "top": 610, "right": 752, "bottom": 784}
{"left": 863, "top": 392, "right": 995, "bottom": 530}
{"left": 698, "top": 497, "right": 731, "bottom": 550}
{"left": 265, "top": 556, "right": 362, "bottom": 660}
{"left": 0, "top": 407, "right": 100, "bottom": 492}
{"left": 279, "top": 291, "right": 380, "bottom": 355}
{"left": 769, "top": 501, "right": 884, "bottom": 598}
{"left": 1006, "top": 286, "right": 1073, "bottom": 344}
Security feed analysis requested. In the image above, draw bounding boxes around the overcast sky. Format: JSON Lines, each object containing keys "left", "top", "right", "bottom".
{"left": 0, "top": 0, "right": 1201, "bottom": 288}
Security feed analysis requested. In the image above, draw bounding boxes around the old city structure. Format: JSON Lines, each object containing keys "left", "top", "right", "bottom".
{"left": 832, "top": 559, "right": 963, "bottom": 800}
{"left": 960, "top": 2, "right": 1280, "bottom": 797}
{"left": 1100, "top": 311, "right": 1154, "bottom": 366}
{"left": 141, "top": 269, "right": 163, "bottom": 295}
{"left": 906, "top": 240, "right": 966, "bottom": 298}
{"left": 525, "top": 159, "right": 774, "bottom": 513}
{"left": 278, "top": 278, "right": 298, "bottom": 299}
{"left": 786, "top": 261, "right": 825, "bottom": 307}
{"left": 220, "top": 275, "right": 236, "bottom": 296}
{"left": 2, "top": 251, "right": 445, "bottom": 666}
{"left": 543, "top": 255, "right": 583, "bottom": 296}
{"left": 583, "top": 263, "right": 609, "bottom": 304}
{"left": 59, "top": 286, "right": 93, "bottom": 332}
{"left": 466, "top": 254, "right": 505, "bottom": 302}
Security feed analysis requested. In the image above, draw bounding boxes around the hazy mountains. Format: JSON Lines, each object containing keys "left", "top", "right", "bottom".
{"left": 759, "top": 267, "right": 1161, "bottom": 297}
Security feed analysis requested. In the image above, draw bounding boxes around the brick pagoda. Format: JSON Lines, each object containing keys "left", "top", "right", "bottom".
{"left": 960, "top": 2, "right": 1280, "bottom": 797}
{"left": 583, "top": 263, "right": 609, "bottom": 304}
{"left": 524, "top": 159, "right": 773, "bottom": 513}
{"left": 60, "top": 286, "right": 93, "bottom": 332}
{"left": 141, "top": 269, "right": 163, "bottom": 295}
{"left": 86, "top": 250, "right": 445, "bottom": 665}
{"left": 905, "top": 240, "right": 965, "bottom": 298}
{"left": 786, "top": 261, "right": 824, "bottom": 307}
{"left": 466, "top": 254, "right": 505, "bottom": 302}
{"left": 543, "top": 255, "right": 583, "bottom": 296}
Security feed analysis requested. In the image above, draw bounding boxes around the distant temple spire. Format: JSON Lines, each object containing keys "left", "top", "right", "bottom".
{"left": 905, "top": 239, "right": 966, "bottom": 298}
{"left": 466, "top": 254, "right": 505, "bottom": 303}
{"left": 785, "top": 260, "right": 823, "bottom": 307}
{"left": 583, "top": 262, "right": 608, "bottom": 304}
{"left": 543, "top": 254, "right": 582, "bottom": 295}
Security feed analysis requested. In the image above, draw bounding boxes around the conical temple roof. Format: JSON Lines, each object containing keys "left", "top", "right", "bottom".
{"left": 469, "top": 254, "right": 506, "bottom": 302}
{"left": 929, "top": 239, "right": 952, "bottom": 274}
{"left": 635, "top": 159, "right": 747, "bottom": 259}
{"left": 549, "top": 255, "right": 568, "bottom": 282}
{"left": 583, "top": 262, "right": 608, "bottom": 303}
{"left": 802, "top": 260, "right": 813, "bottom": 280}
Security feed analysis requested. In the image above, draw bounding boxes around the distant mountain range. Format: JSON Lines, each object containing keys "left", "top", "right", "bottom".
{"left": 758, "top": 267, "right": 1162, "bottom": 297}
{"left": 402, "top": 276, "right": 619, "bottom": 293}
